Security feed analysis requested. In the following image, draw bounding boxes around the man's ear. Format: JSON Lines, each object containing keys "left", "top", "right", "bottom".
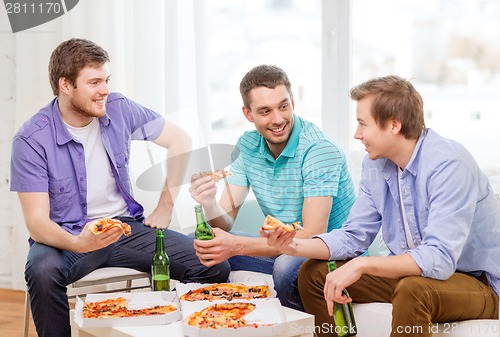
{"left": 242, "top": 106, "right": 254, "bottom": 123}
{"left": 58, "top": 77, "right": 72, "bottom": 95}
{"left": 390, "top": 119, "right": 402, "bottom": 134}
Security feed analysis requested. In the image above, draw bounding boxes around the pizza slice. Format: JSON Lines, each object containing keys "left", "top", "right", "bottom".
{"left": 201, "top": 169, "right": 232, "bottom": 182}
{"left": 83, "top": 297, "right": 177, "bottom": 318}
{"left": 83, "top": 297, "right": 128, "bottom": 318}
{"left": 261, "top": 215, "right": 302, "bottom": 232}
{"left": 88, "top": 218, "right": 132, "bottom": 236}
{"left": 179, "top": 283, "right": 271, "bottom": 302}
{"left": 186, "top": 302, "right": 257, "bottom": 329}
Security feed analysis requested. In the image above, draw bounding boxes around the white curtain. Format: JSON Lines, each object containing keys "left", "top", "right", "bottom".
{"left": 8, "top": 0, "right": 206, "bottom": 289}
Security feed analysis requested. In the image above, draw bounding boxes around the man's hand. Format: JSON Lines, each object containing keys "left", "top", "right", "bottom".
{"left": 189, "top": 173, "right": 218, "bottom": 209}
{"left": 261, "top": 227, "right": 298, "bottom": 255}
{"left": 144, "top": 206, "right": 173, "bottom": 229}
{"left": 324, "top": 258, "right": 363, "bottom": 316}
{"left": 76, "top": 221, "right": 123, "bottom": 253}
{"left": 193, "top": 228, "right": 240, "bottom": 266}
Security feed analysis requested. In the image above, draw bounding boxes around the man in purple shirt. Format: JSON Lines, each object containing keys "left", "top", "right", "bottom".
{"left": 264, "top": 76, "right": 499, "bottom": 337}
{"left": 10, "top": 38, "right": 230, "bottom": 337}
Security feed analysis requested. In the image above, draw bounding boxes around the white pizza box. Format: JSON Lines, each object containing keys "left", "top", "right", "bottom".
{"left": 176, "top": 282, "right": 274, "bottom": 313}
{"left": 182, "top": 298, "right": 286, "bottom": 337}
{"left": 74, "top": 291, "right": 181, "bottom": 328}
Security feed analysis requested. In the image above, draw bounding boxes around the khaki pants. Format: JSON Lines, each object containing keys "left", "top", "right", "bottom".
{"left": 298, "top": 259, "right": 499, "bottom": 337}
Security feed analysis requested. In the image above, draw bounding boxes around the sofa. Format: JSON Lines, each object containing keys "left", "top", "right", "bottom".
{"left": 229, "top": 178, "right": 500, "bottom": 337}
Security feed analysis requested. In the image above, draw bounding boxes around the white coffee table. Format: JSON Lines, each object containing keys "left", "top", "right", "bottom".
{"left": 71, "top": 307, "right": 315, "bottom": 337}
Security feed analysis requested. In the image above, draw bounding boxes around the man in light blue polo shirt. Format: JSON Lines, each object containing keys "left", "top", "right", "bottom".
{"left": 189, "top": 65, "right": 356, "bottom": 311}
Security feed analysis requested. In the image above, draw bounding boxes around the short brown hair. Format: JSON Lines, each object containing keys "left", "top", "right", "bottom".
{"left": 48, "top": 38, "right": 110, "bottom": 96}
{"left": 239, "top": 65, "right": 293, "bottom": 109}
{"left": 350, "top": 75, "right": 425, "bottom": 139}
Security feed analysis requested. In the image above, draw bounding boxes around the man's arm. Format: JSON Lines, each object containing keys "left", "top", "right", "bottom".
{"left": 206, "top": 182, "right": 249, "bottom": 231}
{"left": 144, "top": 120, "right": 192, "bottom": 228}
{"left": 196, "top": 195, "right": 334, "bottom": 263}
{"left": 231, "top": 195, "right": 333, "bottom": 256}
{"left": 325, "top": 254, "right": 421, "bottom": 311}
{"left": 263, "top": 232, "right": 331, "bottom": 259}
{"left": 189, "top": 173, "right": 250, "bottom": 232}
{"left": 295, "top": 196, "right": 332, "bottom": 238}
{"left": 18, "top": 192, "right": 122, "bottom": 253}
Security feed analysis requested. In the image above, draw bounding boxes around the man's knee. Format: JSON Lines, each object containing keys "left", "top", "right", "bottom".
{"left": 392, "top": 276, "right": 429, "bottom": 307}
{"left": 298, "top": 259, "right": 326, "bottom": 295}
{"left": 272, "top": 255, "right": 305, "bottom": 290}
{"left": 25, "top": 245, "right": 67, "bottom": 287}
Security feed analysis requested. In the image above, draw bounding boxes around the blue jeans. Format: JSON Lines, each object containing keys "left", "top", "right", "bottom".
{"left": 25, "top": 217, "right": 231, "bottom": 337}
{"left": 229, "top": 254, "right": 307, "bottom": 311}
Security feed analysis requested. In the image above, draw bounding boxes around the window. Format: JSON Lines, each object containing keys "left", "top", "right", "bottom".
{"left": 205, "top": 0, "right": 322, "bottom": 144}
{"left": 352, "top": 0, "right": 500, "bottom": 174}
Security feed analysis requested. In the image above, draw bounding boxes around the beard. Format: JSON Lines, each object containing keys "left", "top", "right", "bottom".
{"left": 69, "top": 91, "right": 107, "bottom": 119}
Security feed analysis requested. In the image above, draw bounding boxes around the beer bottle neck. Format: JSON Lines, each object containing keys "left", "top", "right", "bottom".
{"left": 155, "top": 230, "right": 165, "bottom": 253}
{"left": 195, "top": 208, "right": 206, "bottom": 225}
{"left": 327, "top": 260, "right": 337, "bottom": 272}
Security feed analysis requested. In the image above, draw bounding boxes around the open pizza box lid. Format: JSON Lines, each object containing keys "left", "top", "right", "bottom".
{"left": 74, "top": 291, "right": 181, "bottom": 328}
{"left": 182, "top": 298, "right": 286, "bottom": 337}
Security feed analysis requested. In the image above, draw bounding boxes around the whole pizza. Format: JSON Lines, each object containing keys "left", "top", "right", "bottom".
{"left": 179, "top": 283, "right": 271, "bottom": 302}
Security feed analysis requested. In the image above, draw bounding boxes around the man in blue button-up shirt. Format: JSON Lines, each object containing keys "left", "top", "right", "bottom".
{"left": 264, "top": 75, "right": 499, "bottom": 337}
{"left": 10, "top": 38, "right": 230, "bottom": 337}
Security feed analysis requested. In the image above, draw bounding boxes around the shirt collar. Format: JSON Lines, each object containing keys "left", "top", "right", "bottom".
{"left": 381, "top": 128, "right": 428, "bottom": 178}
{"left": 52, "top": 98, "right": 73, "bottom": 146}
{"left": 258, "top": 114, "right": 302, "bottom": 161}
{"left": 404, "top": 128, "right": 428, "bottom": 177}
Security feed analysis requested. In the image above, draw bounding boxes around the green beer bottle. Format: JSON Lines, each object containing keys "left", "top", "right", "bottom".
{"left": 151, "top": 229, "right": 170, "bottom": 291}
{"left": 194, "top": 204, "right": 214, "bottom": 240}
{"left": 327, "top": 260, "right": 357, "bottom": 337}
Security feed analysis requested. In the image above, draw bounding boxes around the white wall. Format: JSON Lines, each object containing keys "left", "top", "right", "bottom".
{"left": 0, "top": 17, "right": 17, "bottom": 288}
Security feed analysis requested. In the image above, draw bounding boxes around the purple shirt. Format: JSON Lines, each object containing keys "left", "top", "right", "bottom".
{"left": 10, "top": 92, "right": 165, "bottom": 236}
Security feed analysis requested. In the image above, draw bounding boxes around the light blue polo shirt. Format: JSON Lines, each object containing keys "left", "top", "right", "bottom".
{"left": 228, "top": 115, "right": 356, "bottom": 232}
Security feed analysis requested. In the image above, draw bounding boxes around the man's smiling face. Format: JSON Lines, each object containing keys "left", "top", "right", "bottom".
{"left": 242, "top": 84, "right": 295, "bottom": 158}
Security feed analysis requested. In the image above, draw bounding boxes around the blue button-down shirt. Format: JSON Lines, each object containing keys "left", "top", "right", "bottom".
{"left": 10, "top": 93, "right": 165, "bottom": 236}
{"left": 318, "top": 129, "right": 500, "bottom": 294}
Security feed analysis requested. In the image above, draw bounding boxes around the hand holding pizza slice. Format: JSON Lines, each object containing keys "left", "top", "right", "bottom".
{"left": 261, "top": 215, "right": 302, "bottom": 233}
{"left": 88, "top": 218, "right": 132, "bottom": 237}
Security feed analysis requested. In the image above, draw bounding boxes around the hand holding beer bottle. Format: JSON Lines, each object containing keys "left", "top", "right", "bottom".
{"left": 327, "top": 260, "right": 357, "bottom": 337}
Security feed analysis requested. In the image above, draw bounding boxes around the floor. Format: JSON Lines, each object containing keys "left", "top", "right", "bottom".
{"left": 0, "top": 288, "right": 37, "bottom": 337}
